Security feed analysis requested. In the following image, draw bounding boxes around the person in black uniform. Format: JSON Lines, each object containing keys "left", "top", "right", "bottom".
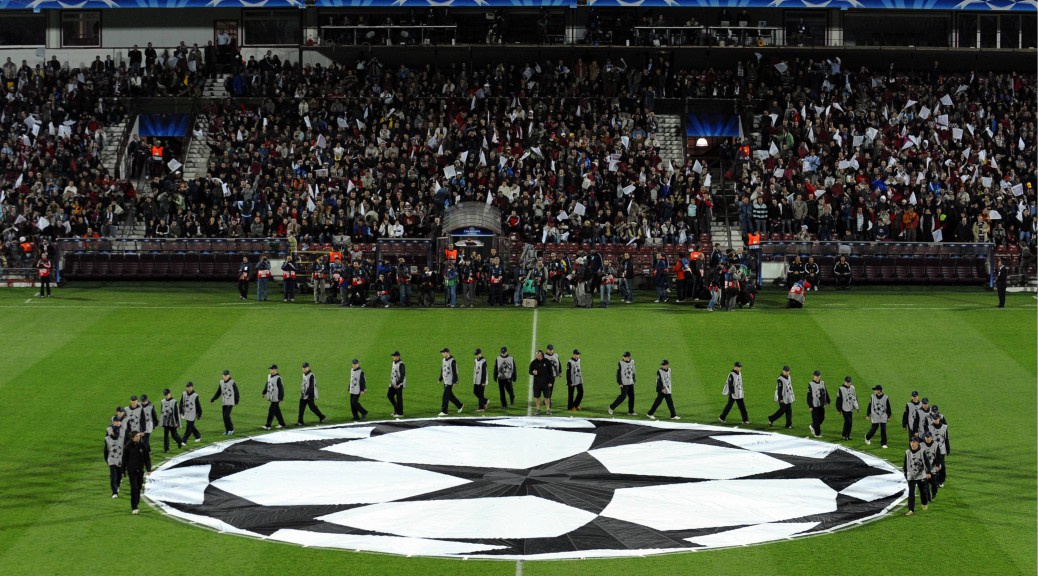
{"left": 903, "top": 435, "right": 932, "bottom": 516}
{"left": 767, "top": 365, "right": 795, "bottom": 429}
{"left": 529, "top": 350, "right": 554, "bottom": 416}
{"left": 833, "top": 255, "right": 852, "bottom": 290}
{"left": 786, "top": 255, "right": 805, "bottom": 287}
{"left": 865, "top": 384, "right": 892, "bottom": 448}
{"left": 646, "top": 359, "right": 679, "bottom": 420}
{"left": 438, "top": 348, "right": 463, "bottom": 415}
{"left": 159, "top": 388, "right": 183, "bottom": 452}
{"left": 124, "top": 432, "right": 152, "bottom": 515}
{"left": 262, "top": 364, "right": 286, "bottom": 429}
{"left": 806, "top": 370, "right": 830, "bottom": 437}
{"left": 282, "top": 255, "right": 299, "bottom": 302}
{"left": 237, "top": 256, "right": 251, "bottom": 300}
{"left": 179, "top": 381, "right": 203, "bottom": 442}
{"left": 803, "top": 256, "right": 820, "bottom": 290}
{"left": 298, "top": 362, "right": 326, "bottom": 425}
{"left": 103, "top": 417, "right": 126, "bottom": 498}
{"left": 348, "top": 359, "right": 368, "bottom": 420}
{"left": 210, "top": 369, "right": 240, "bottom": 435}
{"left": 835, "top": 376, "right": 859, "bottom": 440}
{"left": 996, "top": 258, "right": 1008, "bottom": 308}
{"left": 473, "top": 349, "right": 490, "bottom": 412}
{"left": 609, "top": 352, "right": 637, "bottom": 416}
{"left": 494, "top": 346, "right": 516, "bottom": 408}
{"left": 388, "top": 351, "right": 406, "bottom": 417}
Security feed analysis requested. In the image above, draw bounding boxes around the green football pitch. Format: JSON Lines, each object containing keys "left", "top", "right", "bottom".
{"left": 0, "top": 284, "right": 1034, "bottom": 576}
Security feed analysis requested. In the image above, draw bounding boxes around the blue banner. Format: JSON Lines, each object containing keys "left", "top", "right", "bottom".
{"left": 4, "top": 0, "right": 1036, "bottom": 10}
{"left": 139, "top": 113, "right": 191, "bottom": 138}
{"left": 686, "top": 113, "right": 742, "bottom": 138}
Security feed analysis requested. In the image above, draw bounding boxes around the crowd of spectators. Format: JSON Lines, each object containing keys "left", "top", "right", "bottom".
{"left": 2, "top": 50, "right": 1035, "bottom": 274}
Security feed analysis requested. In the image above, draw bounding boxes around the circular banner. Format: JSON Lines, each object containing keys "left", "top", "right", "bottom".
{"left": 146, "top": 418, "right": 906, "bottom": 559}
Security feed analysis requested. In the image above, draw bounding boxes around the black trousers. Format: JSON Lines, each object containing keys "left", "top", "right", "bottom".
{"left": 350, "top": 393, "right": 368, "bottom": 419}
{"left": 221, "top": 405, "right": 234, "bottom": 432}
{"left": 238, "top": 280, "right": 248, "bottom": 298}
{"left": 109, "top": 465, "right": 122, "bottom": 495}
{"left": 387, "top": 386, "right": 404, "bottom": 415}
{"left": 266, "top": 402, "right": 285, "bottom": 427}
{"left": 866, "top": 422, "right": 888, "bottom": 445}
{"left": 39, "top": 277, "right": 51, "bottom": 296}
{"left": 473, "top": 384, "right": 488, "bottom": 410}
{"left": 162, "top": 426, "right": 183, "bottom": 452}
{"left": 997, "top": 283, "right": 1007, "bottom": 307}
{"left": 298, "top": 397, "right": 325, "bottom": 424}
{"left": 610, "top": 385, "right": 635, "bottom": 413}
{"left": 840, "top": 410, "right": 854, "bottom": 438}
{"left": 811, "top": 407, "right": 826, "bottom": 435}
{"left": 498, "top": 378, "right": 515, "bottom": 407}
{"left": 183, "top": 420, "right": 201, "bottom": 440}
{"left": 284, "top": 279, "right": 296, "bottom": 300}
{"left": 907, "top": 479, "right": 931, "bottom": 511}
{"left": 768, "top": 402, "right": 793, "bottom": 427}
{"left": 720, "top": 397, "right": 748, "bottom": 422}
{"left": 489, "top": 283, "right": 503, "bottom": 305}
{"left": 648, "top": 391, "right": 675, "bottom": 418}
{"left": 441, "top": 385, "right": 463, "bottom": 413}
{"left": 568, "top": 384, "right": 584, "bottom": 409}
{"left": 129, "top": 469, "right": 145, "bottom": 511}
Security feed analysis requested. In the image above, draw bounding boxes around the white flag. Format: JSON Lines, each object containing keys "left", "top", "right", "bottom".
{"left": 940, "top": 94, "right": 953, "bottom": 106}
{"left": 918, "top": 106, "right": 931, "bottom": 120}
{"left": 316, "top": 134, "right": 327, "bottom": 149}
{"left": 303, "top": 116, "right": 311, "bottom": 129}
{"left": 903, "top": 99, "right": 917, "bottom": 110}
{"left": 704, "top": 174, "right": 712, "bottom": 188}
{"left": 479, "top": 150, "right": 487, "bottom": 166}
{"left": 1019, "top": 137, "right": 1026, "bottom": 150}
{"left": 692, "top": 160, "right": 703, "bottom": 174}
{"left": 37, "top": 216, "right": 50, "bottom": 230}
{"left": 769, "top": 141, "right": 779, "bottom": 157}
{"left": 774, "top": 62, "right": 788, "bottom": 74}
{"left": 306, "top": 196, "right": 316, "bottom": 212}
{"left": 167, "top": 159, "right": 182, "bottom": 172}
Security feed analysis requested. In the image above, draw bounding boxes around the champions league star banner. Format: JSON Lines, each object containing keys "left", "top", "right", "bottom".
{"left": 147, "top": 418, "right": 907, "bottom": 560}
{"left": 4, "top": 0, "right": 1036, "bottom": 9}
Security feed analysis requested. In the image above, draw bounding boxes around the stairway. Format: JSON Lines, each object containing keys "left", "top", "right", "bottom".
{"left": 203, "top": 74, "right": 229, "bottom": 99}
{"left": 654, "top": 114, "right": 686, "bottom": 172}
{"left": 183, "top": 114, "right": 211, "bottom": 180}
{"left": 98, "top": 119, "right": 129, "bottom": 177}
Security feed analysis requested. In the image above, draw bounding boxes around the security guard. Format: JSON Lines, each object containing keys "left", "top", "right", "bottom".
{"left": 159, "top": 388, "right": 184, "bottom": 452}
{"left": 646, "top": 359, "right": 679, "bottom": 420}
{"left": 865, "top": 385, "right": 892, "bottom": 448}
{"left": 807, "top": 370, "right": 830, "bottom": 437}
{"left": 388, "top": 351, "right": 406, "bottom": 417}
{"left": 437, "top": 348, "right": 463, "bottom": 415}
{"left": 835, "top": 376, "right": 859, "bottom": 440}
{"left": 473, "top": 349, "right": 490, "bottom": 412}
{"left": 262, "top": 364, "right": 286, "bottom": 429}
{"left": 348, "top": 359, "right": 368, "bottom": 420}
{"left": 494, "top": 346, "right": 516, "bottom": 409}
{"left": 996, "top": 257, "right": 1008, "bottom": 308}
{"left": 179, "top": 382, "right": 203, "bottom": 443}
{"left": 565, "top": 349, "right": 584, "bottom": 411}
{"left": 210, "top": 369, "right": 240, "bottom": 435}
{"left": 609, "top": 352, "right": 637, "bottom": 416}
{"left": 719, "top": 361, "right": 749, "bottom": 424}
{"left": 298, "top": 362, "right": 326, "bottom": 425}
{"left": 767, "top": 365, "right": 795, "bottom": 429}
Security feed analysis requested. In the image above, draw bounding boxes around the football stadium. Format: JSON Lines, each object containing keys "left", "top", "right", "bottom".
{"left": 0, "top": 1, "right": 1035, "bottom": 575}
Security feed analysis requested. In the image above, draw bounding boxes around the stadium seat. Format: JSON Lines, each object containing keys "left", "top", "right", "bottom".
{"left": 122, "top": 255, "right": 141, "bottom": 278}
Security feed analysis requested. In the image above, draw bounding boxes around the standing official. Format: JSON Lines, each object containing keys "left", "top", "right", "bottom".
{"left": 312, "top": 256, "right": 327, "bottom": 304}
{"left": 719, "top": 361, "right": 749, "bottom": 424}
{"left": 159, "top": 388, "right": 183, "bottom": 452}
{"left": 179, "top": 382, "right": 202, "bottom": 443}
{"left": 902, "top": 391, "right": 923, "bottom": 440}
{"left": 903, "top": 435, "right": 932, "bottom": 515}
{"left": 388, "top": 351, "right": 406, "bottom": 417}
{"left": 865, "top": 385, "right": 891, "bottom": 448}
{"left": 646, "top": 359, "right": 679, "bottom": 420}
{"left": 36, "top": 252, "right": 53, "bottom": 297}
{"left": 282, "top": 255, "right": 298, "bottom": 302}
{"left": 807, "top": 370, "right": 830, "bottom": 437}
{"left": 767, "top": 365, "right": 795, "bottom": 429}
{"left": 210, "top": 370, "right": 240, "bottom": 436}
{"left": 437, "top": 348, "right": 464, "bottom": 415}
{"left": 298, "top": 362, "right": 326, "bottom": 425}
{"left": 835, "top": 376, "right": 859, "bottom": 440}
{"left": 124, "top": 432, "right": 152, "bottom": 515}
{"left": 348, "top": 359, "right": 368, "bottom": 420}
{"left": 566, "top": 349, "right": 584, "bottom": 411}
{"left": 473, "top": 349, "right": 490, "bottom": 412}
{"left": 256, "top": 256, "right": 271, "bottom": 301}
{"left": 237, "top": 256, "right": 251, "bottom": 300}
{"left": 608, "top": 352, "right": 637, "bottom": 416}
{"left": 104, "top": 418, "right": 126, "bottom": 498}
{"left": 529, "top": 350, "right": 554, "bottom": 416}
{"left": 494, "top": 347, "right": 517, "bottom": 408}
{"left": 261, "top": 364, "right": 286, "bottom": 429}
{"left": 996, "top": 257, "right": 1008, "bottom": 308}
